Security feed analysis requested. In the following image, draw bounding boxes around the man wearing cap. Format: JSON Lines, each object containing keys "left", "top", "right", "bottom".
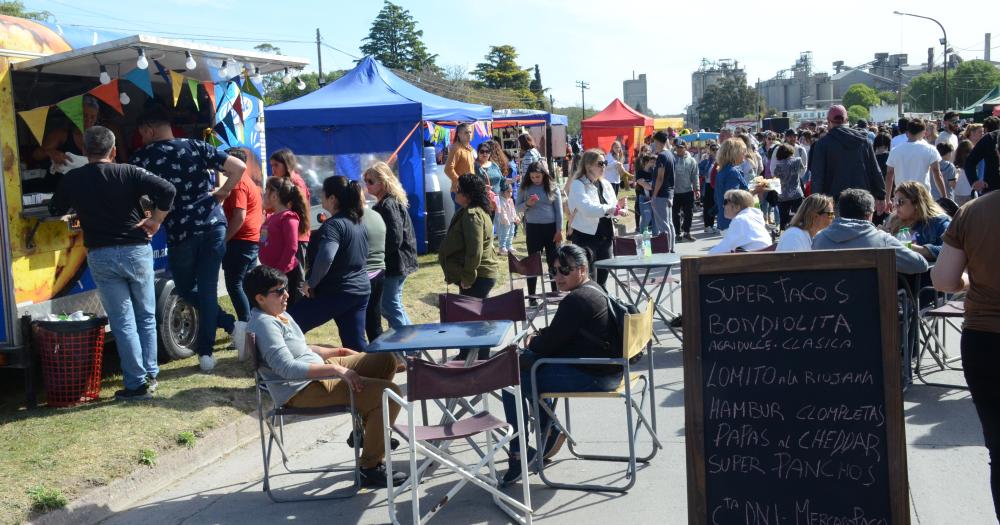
{"left": 672, "top": 139, "right": 699, "bottom": 242}
{"left": 809, "top": 104, "right": 886, "bottom": 211}
{"left": 936, "top": 111, "right": 961, "bottom": 150}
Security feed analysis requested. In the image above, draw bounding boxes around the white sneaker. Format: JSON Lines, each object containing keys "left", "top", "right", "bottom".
{"left": 199, "top": 355, "right": 216, "bottom": 372}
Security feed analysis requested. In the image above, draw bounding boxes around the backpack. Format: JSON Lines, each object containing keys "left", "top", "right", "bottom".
{"left": 583, "top": 282, "right": 639, "bottom": 356}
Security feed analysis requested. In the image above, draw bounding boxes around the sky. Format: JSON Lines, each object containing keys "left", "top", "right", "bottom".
{"left": 25, "top": 0, "right": 1000, "bottom": 115}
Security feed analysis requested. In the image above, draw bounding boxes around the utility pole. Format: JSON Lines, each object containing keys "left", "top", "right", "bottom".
{"left": 316, "top": 28, "right": 324, "bottom": 86}
{"left": 896, "top": 67, "right": 903, "bottom": 117}
{"left": 576, "top": 80, "right": 590, "bottom": 125}
{"left": 549, "top": 94, "right": 555, "bottom": 112}
{"left": 893, "top": 11, "right": 948, "bottom": 111}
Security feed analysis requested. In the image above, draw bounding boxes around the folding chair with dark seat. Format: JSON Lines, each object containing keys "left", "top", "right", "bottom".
{"left": 915, "top": 298, "right": 966, "bottom": 389}
{"left": 247, "top": 332, "right": 361, "bottom": 502}
{"left": 382, "top": 348, "right": 533, "bottom": 524}
{"left": 507, "top": 252, "right": 565, "bottom": 327}
{"left": 439, "top": 289, "right": 531, "bottom": 360}
{"left": 531, "top": 300, "right": 662, "bottom": 492}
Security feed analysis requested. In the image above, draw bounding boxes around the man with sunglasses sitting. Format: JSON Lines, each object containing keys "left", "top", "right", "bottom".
{"left": 500, "top": 244, "right": 623, "bottom": 485}
{"left": 812, "top": 188, "right": 929, "bottom": 275}
{"left": 245, "top": 265, "right": 406, "bottom": 487}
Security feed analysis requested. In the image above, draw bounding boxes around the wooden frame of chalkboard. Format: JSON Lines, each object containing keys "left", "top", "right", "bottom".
{"left": 682, "top": 249, "right": 908, "bottom": 525}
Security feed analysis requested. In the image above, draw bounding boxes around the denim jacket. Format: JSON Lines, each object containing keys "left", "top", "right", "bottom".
{"left": 910, "top": 214, "right": 951, "bottom": 259}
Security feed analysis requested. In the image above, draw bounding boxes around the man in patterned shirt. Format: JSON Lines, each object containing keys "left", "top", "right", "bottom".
{"left": 131, "top": 106, "right": 246, "bottom": 372}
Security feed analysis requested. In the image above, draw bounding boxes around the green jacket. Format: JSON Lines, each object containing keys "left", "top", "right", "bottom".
{"left": 438, "top": 206, "right": 500, "bottom": 285}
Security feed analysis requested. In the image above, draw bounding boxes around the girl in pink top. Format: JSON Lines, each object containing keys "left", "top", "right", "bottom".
{"left": 269, "top": 148, "right": 312, "bottom": 271}
{"left": 261, "top": 176, "right": 310, "bottom": 305}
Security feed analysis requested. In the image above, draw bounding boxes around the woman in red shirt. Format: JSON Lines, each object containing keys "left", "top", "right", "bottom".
{"left": 270, "top": 148, "right": 312, "bottom": 271}
{"left": 260, "top": 176, "right": 310, "bottom": 305}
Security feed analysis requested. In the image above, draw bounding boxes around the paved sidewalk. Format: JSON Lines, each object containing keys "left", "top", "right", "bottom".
{"left": 99, "top": 223, "right": 993, "bottom": 524}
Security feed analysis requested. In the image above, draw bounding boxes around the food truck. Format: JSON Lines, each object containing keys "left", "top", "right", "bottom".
{"left": 0, "top": 15, "right": 308, "bottom": 388}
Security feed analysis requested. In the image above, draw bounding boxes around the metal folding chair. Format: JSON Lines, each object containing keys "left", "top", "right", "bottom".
{"left": 248, "top": 332, "right": 362, "bottom": 502}
{"left": 915, "top": 298, "right": 966, "bottom": 389}
{"left": 383, "top": 348, "right": 533, "bottom": 524}
{"left": 531, "top": 300, "right": 662, "bottom": 492}
{"left": 507, "top": 251, "right": 565, "bottom": 327}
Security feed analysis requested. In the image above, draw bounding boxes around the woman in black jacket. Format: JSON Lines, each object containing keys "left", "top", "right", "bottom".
{"left": 364, "top": 162, "right": 418, "bottom": 329}
{"left": 500, "top": 243, "right": 623, "bottom": 484}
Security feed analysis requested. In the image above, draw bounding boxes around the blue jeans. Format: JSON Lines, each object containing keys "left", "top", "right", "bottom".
{"left": 222, "top": 239, "right": 259, "bottom": 322}
{"left": 636, "top": 194, "right": 654, "bottom": 234}
{"left": 88, "top": 244, "right": 158, "bottom": 390}
{"left": 287, "top": 291, "right": 369, "bottom": 351}
{"left": 381, "top": 274, "right": 411, "bottom": 329}
{"left": 167, "top": 225, "right": 235, "bottom": 357}
{"left": 497, "top": 222, "right": 515, "bottom": 251}
{"left": 502, "top": 350, "right": 622, "bottom": 452}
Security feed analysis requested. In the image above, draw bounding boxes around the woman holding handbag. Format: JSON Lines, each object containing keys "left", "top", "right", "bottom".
{"left": 567, "top": 149, "right": 628, "bottom": 288}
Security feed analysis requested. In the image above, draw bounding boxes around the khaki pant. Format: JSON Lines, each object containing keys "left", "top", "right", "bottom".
{"left": 287, "top": 352, "right": 400, "bottom": 469}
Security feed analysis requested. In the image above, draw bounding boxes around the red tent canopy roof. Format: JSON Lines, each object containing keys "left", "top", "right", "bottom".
{"left": 581, "top": 98, "right": 653, "bottom": 128}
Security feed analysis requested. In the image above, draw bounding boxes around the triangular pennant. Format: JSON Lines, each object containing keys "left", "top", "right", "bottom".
{"left": 217, "top": 118, "right": 238, "bottom": 147}
{"left": 187, "top": 79, "right": 200, "bottom": 111}
{"left": 153, "top": 60, "right": 170, "bottom": 85}
{"left": 233, "top": 92, "right": 244, "bottom": 123}
{"left": 18, "top": 106, "right": 49, "bottom": 145}
{"left": 213, "top": 83, "right": 226, "bottom": 112}
{"left": 241, "top": 75, "right": 263, "bottom": 100}
{"left": 123, "top": 68, "right": 153, "bottom": 98}
{"left": 56, "top": 96, "right": 85, "bottom": 132}
{"left": 89, "top": 79, "right": 124, "bottom": 115}
{"left": 202, "top": 81, "right": 217, "bottom": 111}
{"left": 169, "top": 71, "right": 185, "bottom": 107}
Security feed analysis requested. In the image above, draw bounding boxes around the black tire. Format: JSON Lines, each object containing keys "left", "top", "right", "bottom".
{"left": 155, "top": 279, "right": 198, "bottom": 360}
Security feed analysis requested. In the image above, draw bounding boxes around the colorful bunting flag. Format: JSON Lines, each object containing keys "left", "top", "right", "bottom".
{"left": 202, "top": 81, "right": 217, "bottom": 111}
{"left": 169, "top": 71, "right": 185, "bottom": 107}
{"left": 17, "top": 106, "right": 49, "bottom": 145}
{"left": 187, "top": 79, "right": 200, "bottom": 111}
{"left": 88, "top": 79, "right": 124, "bottom": 115}
{"left": 56, "top": 96, "right": 85, "bottom": 132}
{"left": 153, "top": 59, "right": 170, "bottom": 85}
{"left": 124, "top": 67, "right": 153, "bottom": 98}
{"left": 233, "top": 93, "right": 244, "bottom": 124}
{"left": 241, "top": 74, "right": 263, "bottom": 100}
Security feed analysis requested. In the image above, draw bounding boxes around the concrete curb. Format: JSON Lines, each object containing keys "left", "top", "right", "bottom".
{"left": 29, "top": 410, "right": 263, "bottom": 525}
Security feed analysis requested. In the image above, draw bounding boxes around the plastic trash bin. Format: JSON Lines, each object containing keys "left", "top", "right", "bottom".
{"left": 33, "top": 316, "right": 108, "bottom": 407}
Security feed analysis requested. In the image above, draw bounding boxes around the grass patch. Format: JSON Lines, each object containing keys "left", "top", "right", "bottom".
{"left": 27, "top": 485, "right": 67, "bottom": 513}
{"left": 137, "top": 448, "right": 157, "bottom": 466}
{"left": 0, "top": 219, "right": 554, "bottom": 524}
{"left": 176, "top": 431, "right": 197, "bottom": 448}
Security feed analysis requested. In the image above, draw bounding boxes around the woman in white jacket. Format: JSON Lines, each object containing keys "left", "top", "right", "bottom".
{"left": 708, "top": 189, "right": 772, "bottom": 254}
{"left": 568, "top": 148, "right": 628, "bottom": 286}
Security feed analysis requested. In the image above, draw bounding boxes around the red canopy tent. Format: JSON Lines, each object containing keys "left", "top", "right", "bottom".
{"left": 581, "top": 98, "right": 654, "bottom": 154}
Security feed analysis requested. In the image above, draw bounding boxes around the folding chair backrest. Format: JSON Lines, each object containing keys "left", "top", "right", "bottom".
{"left": 406, "top": 346, "right": 520, "bottom": 402}
{"left": 508, "top": 251, "right": 544, "bottom": 278}
{"left": 439, "top": 290, "right": 527, "bottom": 323}
{"left": 650, "top": 235, "right": 671, "bottom": 254}
{"left": 613, "top": 237, "right": 638, "bottom": 256}
{"left": 246, "top": 331, "right": 261, "bottom": 371}
{"left": 622, "top": 299, "right": 653, "bottom": 360}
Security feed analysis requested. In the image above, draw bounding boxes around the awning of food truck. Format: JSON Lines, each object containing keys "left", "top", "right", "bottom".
{"left": 11, "top": 34, "right": 308, "bottom": 81}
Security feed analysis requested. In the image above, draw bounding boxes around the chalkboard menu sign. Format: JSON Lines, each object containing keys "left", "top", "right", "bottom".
{"left": 682, "top": 249, "right": 908, "bottom": 525}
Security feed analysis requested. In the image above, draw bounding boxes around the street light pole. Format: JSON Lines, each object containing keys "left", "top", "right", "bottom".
{"left": 893, "top": 10, "right": 948, "bottom": 111}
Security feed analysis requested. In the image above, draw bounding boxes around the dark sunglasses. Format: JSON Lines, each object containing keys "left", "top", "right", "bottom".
{"left": 363, "top": 178, "right": 377, "bottom": 186}
{"left": 554, "top": 264, "right": 579, "bottom": 276}
{"left": 596, "top": 160, "right": 608, "bottom": 167}
{"left": 723, "top": 199, "right": 732, "bottom": 205}
{"left": 266, "top": 286, "right": 288, "bottom": 296}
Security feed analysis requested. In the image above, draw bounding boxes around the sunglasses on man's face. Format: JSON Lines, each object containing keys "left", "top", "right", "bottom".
{"left": 554, "top": 264, "right": 579, "bottom": 276}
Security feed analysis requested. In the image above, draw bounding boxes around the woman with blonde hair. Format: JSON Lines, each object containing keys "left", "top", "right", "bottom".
{"left": 604, "top": 140, "right": 631, "bottom": 194}
{"left": 775, "top": 193, "right": 835, "bottom": 252}
{"left": 364, "top": 162, "right": 418, "bottom": 329}
{"left": 884, "top": 181, "right": 951, "bottom": 261}
{"left": 567, "top": 148, "right": 628, "bottom": 286}
{"left": 713, "top": 138, "right": 750, "bottom": 230}
{"left": 708, "top": 189, "right": 771, "bottom": 254}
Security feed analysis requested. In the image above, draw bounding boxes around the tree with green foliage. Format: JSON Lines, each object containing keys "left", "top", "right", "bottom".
{"left": 842, "top": 84, "right": 880, "bottom": 110}
{"left": 906, "top": 60, "right": 1000, "bottom": 112}
{"left": 553, "top": 105, "right": 598, "bottom": 135}
{"left": 696, "top": 76, "right": 760, "bottom": 130}
{"left": 262, "top": 71, "right": 345, "bottom": 106}
{"left": 877, "top": 91, "right": 898, "bottom": 105}
{"left": 847, "top": 105, "right": 870, "bottom": 123}
{"left": 360, "top": 1, "right": 438, "bottom": 73}
{"left": 473, "top": 45, "right": 530, "bottom": 91}
{"left": 528, "top": 64, "right": 546, "bottom": 109}
{"left": 0, "top": 1, "right": 51, "bottom": 20}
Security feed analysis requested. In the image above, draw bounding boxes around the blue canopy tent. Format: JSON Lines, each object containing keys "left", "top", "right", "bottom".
{"left": 492, "top": 108, "right": 569, "bottom": 127}
{"left": 492, "top": 108, "right": 569, "bottom": 176}
{"left": 265, "top": 56, "right": 492, "bottom": 253}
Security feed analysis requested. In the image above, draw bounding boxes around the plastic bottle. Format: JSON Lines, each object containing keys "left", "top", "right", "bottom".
{"left": 642, "top": 227, "right": 652, "bottom": 257}
{"left": 896, "top": 227, "right": 912, "bottom": 248}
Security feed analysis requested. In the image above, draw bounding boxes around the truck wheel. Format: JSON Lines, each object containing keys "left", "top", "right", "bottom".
{"left": 156, "top": 279, "right": 198, "bottom": 360}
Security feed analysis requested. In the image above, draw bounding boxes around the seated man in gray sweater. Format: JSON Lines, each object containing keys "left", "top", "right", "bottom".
{"left": 812, "top": 188, "right": 930, "bottom": 275}
{"left": 245, "top": 265, "right": 405, "bottom": 487}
